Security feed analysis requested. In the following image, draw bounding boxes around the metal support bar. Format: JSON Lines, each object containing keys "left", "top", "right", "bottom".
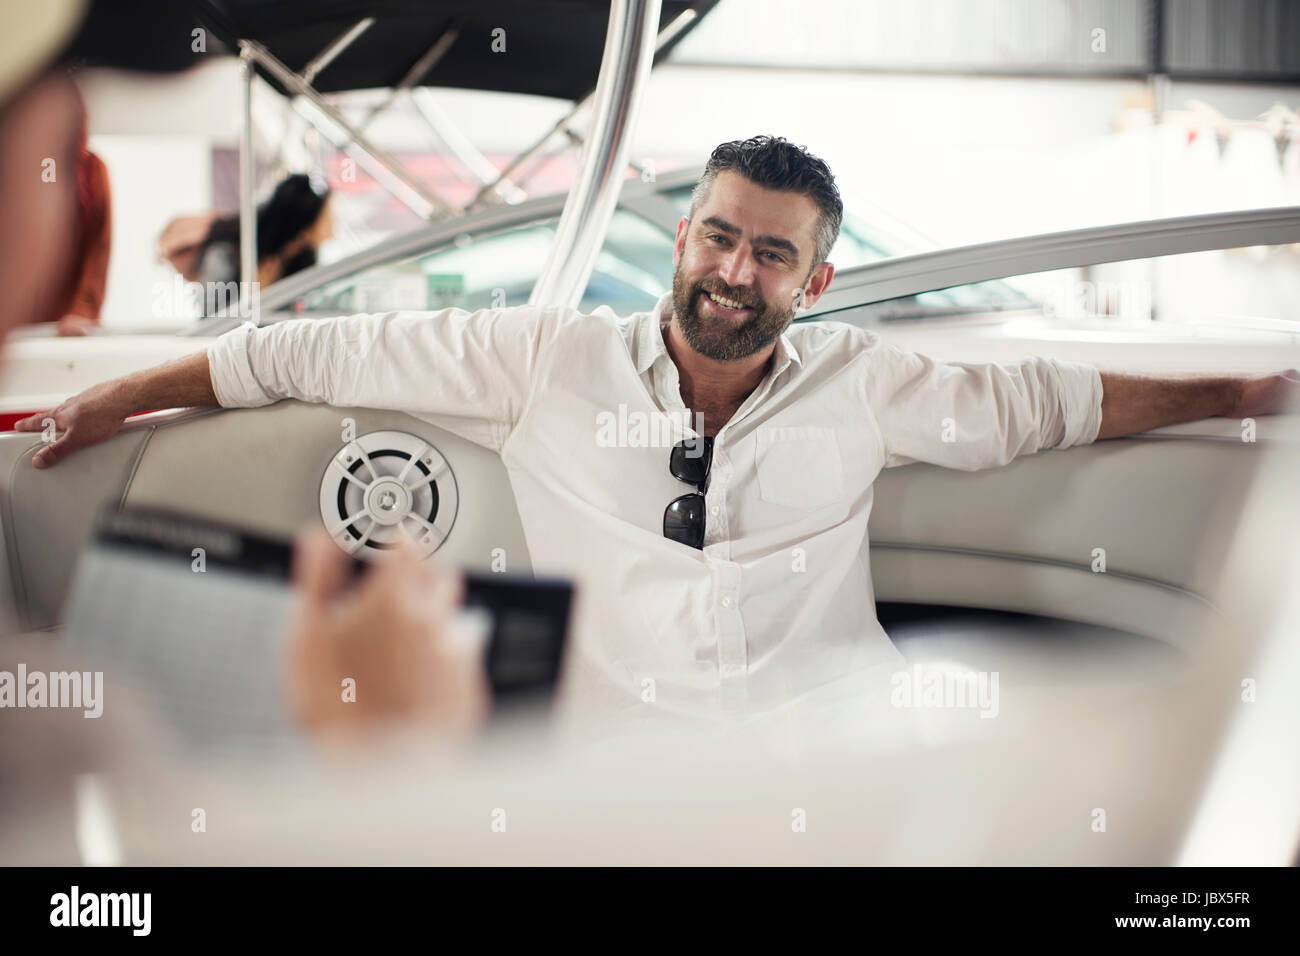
{"left": 241, "top": 39, "right": 451, "bottom": 220}
{"left": 239, "top": 49, "right": 257, "bottom": 301}
{"left": 354, "top": 26, "right": 461, "bottom": 135}
{"left": 302, "top": 18, "right": 375, "bottom": 85}
{"left": 529, "top": 0, "right": 662, "bottom": 309}
{"left": 409, "top": 87, "right": 527, "bottom": 203}
{"left": 513, "top": 125, "right": 650, "bottom": 195}
{"left": 275, "top": 85, "right": 315, "bottom": 176}
{"left": 467, "top": 7, "right": 695, "bottom": 213}
{"left": 809, "top": 206, "right": 1300, "bottom": 316}
{"left": 289, "top": 98, "right": 449, "bottom": 220}
{"left": 318, "top": 28, "right": 468, "bottom": 206}
{"left": 285, "top": 18, "right": 376, "bottom": 176}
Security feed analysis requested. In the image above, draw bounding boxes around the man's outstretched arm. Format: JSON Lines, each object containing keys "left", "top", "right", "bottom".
{"left": 15, "top": 305, "right": 554, "bottom": 468}
{"left": 14, "top": 351, "right": 217, "bottom": 468}
{"left": 1096, "top": 369, "right": 1300, "bottom": 440}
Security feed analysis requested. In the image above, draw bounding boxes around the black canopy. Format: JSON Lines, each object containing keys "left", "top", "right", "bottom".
{"left": 196, "top": 0, "right": 719, "bottom": 100}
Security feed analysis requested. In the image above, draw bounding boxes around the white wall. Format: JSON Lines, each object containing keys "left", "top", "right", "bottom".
{"left": 88, "top": 136, "right": 211, "bottom": 329}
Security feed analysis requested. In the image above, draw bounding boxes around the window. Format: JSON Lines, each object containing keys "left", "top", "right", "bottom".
{"left": 294, "top": 208, "right": 674, "bottom": 317}
{"left": 1011, "top": 247, "right": 1300, "bottom": 328}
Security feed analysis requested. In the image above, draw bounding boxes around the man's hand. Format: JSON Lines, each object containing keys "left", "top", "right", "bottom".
{"left": 13, "top": 379, "right": 134, "bottom": 468}
{"left": 1231, "top": 368, "right": 1300, "bottom": 419}
{"left": 286, "top": 530, "right": 489, "bottom": 744}
{"left": 13, "top": 351, "right": 218, "bottom": 469}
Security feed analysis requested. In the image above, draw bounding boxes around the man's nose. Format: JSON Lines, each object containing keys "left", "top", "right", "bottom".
{"left": 716, "top": 245, "right": 758, "bottom": 290}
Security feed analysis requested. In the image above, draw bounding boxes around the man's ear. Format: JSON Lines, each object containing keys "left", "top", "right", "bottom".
{"left": 798, "top": 261, "right": 835, "bottom": 311}
{"left": 672, "top": 216, "right": 689, "bottom": 267}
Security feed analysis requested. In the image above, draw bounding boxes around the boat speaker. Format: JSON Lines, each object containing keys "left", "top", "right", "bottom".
{"left": 317, "top": 430, "right": 458, "bottom": 560}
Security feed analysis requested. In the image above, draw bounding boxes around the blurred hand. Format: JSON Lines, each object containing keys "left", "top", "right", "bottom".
{"left": 157, "top": 213, "right": 217, "bottom": 282}
{"left": 55, "top": 314, "right": 96, "bottom": 337}
{"left": 1233, "top": 369, "right": 1300, "bottom": 418}
{"left": 286, "top": 530, "right": 489, "bottom": 744}
{"left": 13, "top": 379, "right": 133, "bottom": 468}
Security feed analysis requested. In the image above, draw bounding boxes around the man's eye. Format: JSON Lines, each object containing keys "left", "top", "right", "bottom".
{"left": 760, "top": 251, "right": 783, "bottom": 262}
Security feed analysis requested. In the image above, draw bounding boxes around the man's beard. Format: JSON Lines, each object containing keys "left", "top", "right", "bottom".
{"left": 670, "top": 267, "right": 795, "bottom": 362}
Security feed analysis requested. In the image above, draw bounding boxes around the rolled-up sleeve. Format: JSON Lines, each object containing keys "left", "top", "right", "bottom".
{"left": 206, "top": 306, "right": 555, "bottom": 451}
{"left": 868, "top": 345, "right": 1102, "bottom": 471}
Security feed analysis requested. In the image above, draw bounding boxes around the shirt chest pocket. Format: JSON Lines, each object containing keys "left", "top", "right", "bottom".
{"left": 754, "top": 426, "right": 845, "bottom": 509}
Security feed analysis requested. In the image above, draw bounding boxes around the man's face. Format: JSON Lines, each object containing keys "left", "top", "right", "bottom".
{"left": 670, "top": 170, "right": 834, "bottom": 362}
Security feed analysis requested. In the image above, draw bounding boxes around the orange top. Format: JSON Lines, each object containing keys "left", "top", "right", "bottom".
{"left": 50, "top": 149, "right": 111, "bottom": 325}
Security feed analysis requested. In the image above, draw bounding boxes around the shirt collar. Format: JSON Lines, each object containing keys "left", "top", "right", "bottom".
{"left": 635, "top": 292, "right": 803, "bottom": 376}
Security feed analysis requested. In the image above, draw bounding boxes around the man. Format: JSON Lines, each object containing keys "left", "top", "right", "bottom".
{"left": 18, "top": 135, "right": 1299, "bottom": 718}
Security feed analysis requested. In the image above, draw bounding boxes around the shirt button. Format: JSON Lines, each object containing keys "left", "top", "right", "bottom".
{"left": 709, "top": 505, "right": 719, "bottom": 517}
{"left": 721, "top": 596, "right": 733, "bottom": 608}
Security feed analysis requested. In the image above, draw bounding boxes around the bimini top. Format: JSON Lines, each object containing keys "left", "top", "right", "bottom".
{"left": 195, "top": 0, "right": 721, "bottom": 100}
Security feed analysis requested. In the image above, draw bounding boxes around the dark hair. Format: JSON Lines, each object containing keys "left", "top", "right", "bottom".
{"left": 688, "top": 135, "right": 843, "bottom": 270}
{"left": 202, "top": 172, "right": 330, "bottom": 277}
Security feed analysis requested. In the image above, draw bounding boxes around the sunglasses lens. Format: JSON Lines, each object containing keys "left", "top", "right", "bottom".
{"left": 663, "top": 493, "right": 706, "bottom": 549}
{"left": 670, "top": 438, "right": 711, "bottom": 486}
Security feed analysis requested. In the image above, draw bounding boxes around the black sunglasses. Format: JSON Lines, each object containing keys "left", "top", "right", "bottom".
{"left": 663, "top": 436, "right": 713, "bottom": 549}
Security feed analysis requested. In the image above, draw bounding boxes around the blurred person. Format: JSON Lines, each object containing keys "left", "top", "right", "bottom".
{"left": 0, "top": 3, "right": 481, "bottom": 773}
{"left": 17, "top": 134, "right": 1300, "bottom": 723}
{"left": 1, "top": 56, "right": 84, "bottom": 346}
{"left": 0, "top": 57, "right": 107, "bottom": 340}
{"left": 158, "top": 172, "right": 334, "bottom": 312}
{"left": 46, "top": 81, "right": 111, "bottom": 336}
{"left": 0, "top": 2, "right": 129, "bottom": 849}
{"left": 155, "top": 209, "right": 216, "bottom": 283}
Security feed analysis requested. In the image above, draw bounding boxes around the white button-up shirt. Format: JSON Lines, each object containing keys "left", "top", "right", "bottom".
{"left": 208, "top": 294, "right": 1103, "bottom": 720}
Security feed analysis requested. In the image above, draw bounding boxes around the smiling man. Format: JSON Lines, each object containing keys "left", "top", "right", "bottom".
{"left": 664, "top": 149, "right": 836, "bottom": 443}
{"left": 19, "top": 135, "right": 1298, "bottom": 719}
